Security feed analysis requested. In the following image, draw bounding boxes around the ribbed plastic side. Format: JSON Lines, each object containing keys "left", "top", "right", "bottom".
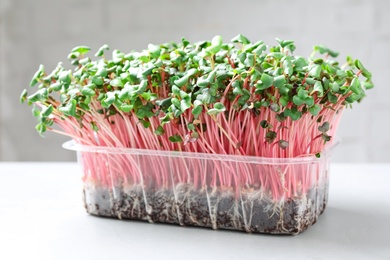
{"left": 64, "top": 141, "right": 337, "bottom": 235}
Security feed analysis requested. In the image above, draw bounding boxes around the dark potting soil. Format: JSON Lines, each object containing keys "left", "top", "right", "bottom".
{"left": 82, "top": 184, "right": 327, "bottom": 235}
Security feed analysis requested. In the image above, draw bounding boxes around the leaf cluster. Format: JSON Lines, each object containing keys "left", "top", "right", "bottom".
{"left": 21, "top": 35, "right": 373, "bottom": 140}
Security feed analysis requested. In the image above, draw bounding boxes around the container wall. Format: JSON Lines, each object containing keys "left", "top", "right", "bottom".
{"left": 78, "top": 149, "right": 330, "bottom": 234}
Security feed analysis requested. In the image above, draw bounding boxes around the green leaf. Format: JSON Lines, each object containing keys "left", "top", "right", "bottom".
{"left": 322, "top": 133, "right": 331, "bottom": 142}
{"left": 284, "top": 107, "right": 302, "bottom": 121}
{"left": 330, "top": 82, "right": 340, "bottom": 92}
{"left": 95, "top": 44, "right": 109, "bottom": 57}
{"left": 92, "top": 76, "right": 104, "bottom": 86}
{"left": 81, "top": 87, "right": 96, "bottom": 96}
{"left": 280, "top": 95, "right": 289, "bottom": 107}
{"left": 90, "top": 122, "right": 99, "bottom": 132}
{"left": 20, "top": 89, "right": 28, "bottom": 104}
{"left": 174, "top": 76, "right": 189, "bottom": 87}
{"left": 71, "top": 46, "right": 91, "bottom": 55}
{"left": 155, "top": 98, "right": 172, "bottom": 109}
{"left": 318, "top": 122, "right": 330, "bottom": 133}
{"left": 354, "top": 59, "right": 372, "bottom": 79}
{"left": 136, "top": 103, "right": 154, "bottom": 118}
{"left": 346, "top": 69, "right": 355, "bottom": 77}
{"left": 309, "top": 65, "right": 322, "bottom": 79}
{"left": 313, "top": 58, "right": 324, "bottom": 64}
{"left": 181, "top": 38, "right": 190, "bottom": 48}
{"left": 180, "top": 97, "right": 191, "bottom": 111}
{"left": 345, "top": 92, "right": 365, "bottom": 103}
{"left": 197, "top": 88, "right": 215, "bottom": 104}
{"left": 273, "top": 75, "right": 286, "bottom": 88}
{"left": 197, "top": 77, "right": 210, "bottom": 87}
{"left": 297, "top": 88, "right": 308, "bottom": 99}
{"left": 139, "top": 119, "right": 151, "bottom": 128}
{"left": 265, "top": 131, "right": 277, "bottom": 143}
{"left": 192, "top": 105, "right": 203, "bottom": 117}
{"left": 270, "top": 103, "right": 280, "bottom": 112}
{"left": 102, "top": 92, "right": 117, "bottom": 107}
{"left": 59, "top": 99, "right": 77, "bottom": 116}
{"left": 363, "top": 80, "right": 374, "bottom": 90}
{"left": 231, "top": 34, "right": 250, "bottom": 45}
{"left": 30, "top": 65, "right": 45, "bottom": 87}
{"left": 253, "top": 44, "right": 267, "bottom": 55}
{"left": 79, "top": 101, "right": 90, "bottom": 110}
{"left": 35, "top": 123, "right": 47, "bottom": 135}
{"left": 60, "top": 94, "right": 68, "bottom": 103}
{"left": 214, "top": 102, "right": 225, "bottom": 110}
{"left": 309, "top": 104, "right": 321, "bottom": 116}
{"left": 68, "top": 51, "right": 80, "bottom": 61}
{"left": 327, "top": 92, "right": 338, "bottom": 104}
{"left": 140, "top": 64, "right": 156, "bottom": 76}
{"left": 155, "top": 125, "right": 165, "bottom": 135}
{"left": 79, "top": 57, "right": 90, "bottom": 65}
{"left": 276, "top": 38, "right": 294, "bottom": 48}
{"left": 27, "top": 88, "right": 48, "bottom": 103}
{"left": 207, "top": 102, "right": 226, "bottom": 115}
{"left": 148, "top": 44, "right": 161, "bottom": 59}
{"left": 313, "top": 45, "right": 339, "bottom": 57}
{"left": 187, "top": 123, "right": 195, "bottom": 131}
{"left": 169, "top": 134, "right": 183, "bottom": 143}
{"left": 260, "top": 120, "right": 270, "bottom": 129}
{"left": 336, "top": 70, "right": 347, "bottom": 78}
{"left": 312, "top": 81, "right": 324, "bottom": 96}
{"left": 96, "top": 66, "right": 108, "bottom": 77}
{"left": 350, "top": 77, "right": 362, "bottom": 95}
{"left": 211, "top": 35, "right": 223, "bottom": 47}
{"left": 276, "top": 112, "right": 287, "bottom": 122}
{"left": 278, "top": 84, "right": 290, "bottom": 95}
{"left": 322, "top": 78, "right": 330, "bottom": 91}
{"left": 293, "top": 96, "right": 304, "bottom": 106}
{"left": 58, "top": 70, "right": 71, "bottom": 84}
{"left": 186, "top": 68, "right": 198, "bottom": 77}
{"left": 171, "top": 97, "right": 180, "bottom": 108}
{"left": 49, "top": 82, "right": 62, "bottom": 91}
{"left": 110, "top": 78, "right": 124, "bottom": 87}
{"left": 305, "top": 78, "right": 316, "bottom": 85}
{"left": 120, "top": 104, "right": 133, "bottom": 113}
{"left": 32, "top": 105, "right": 40, "bottom": 117}
{"left": 304, "top": 96, "right": 314, "bottom": 107}
{"left": 266, "top": 52, "right": 284, "bottom": 60}
{"left": 112, "top": 50, "right": 125, "bottom": 63}
{"left": 283, "top": 59, "right": 293, "bottom": 76}
{"left": 278, "top": 140, "right": 289, "bottom": 149}
{"left": 256, "top": 73, "right": 273, "bottom": 90}
{"left": 141, "top": 91, "right": 157, "bottom": 101}
{"left": 41, "top": 105, "right": 53, "bottom": 117}
{"left": 206, "top": 43, "right": 221, "bottom": 55}
{"left": 293, "top": 57, "right": 308, "bottom": 72}
{"left": 244, "top": 53, "right": 255, "bottom": 67}
{"left": 193, "top": 100, "right": 202, "bottom": 108}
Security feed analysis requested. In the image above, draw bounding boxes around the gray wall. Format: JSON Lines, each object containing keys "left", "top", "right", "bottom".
{"left": 0, "top": 0, "right": 389, "bottom": 162}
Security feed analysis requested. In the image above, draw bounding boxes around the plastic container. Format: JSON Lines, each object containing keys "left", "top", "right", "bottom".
{"left": 63, "top": 141, "right": 339, "bottom": 235}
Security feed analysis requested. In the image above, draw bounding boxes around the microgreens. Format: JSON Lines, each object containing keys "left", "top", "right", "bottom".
{"left": 21, "top": 35, "right": 373, "bottom": 157}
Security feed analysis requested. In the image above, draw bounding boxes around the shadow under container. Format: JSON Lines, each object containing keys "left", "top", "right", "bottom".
{"left": 63, "top": 141, "right": 338, "bottom": 235}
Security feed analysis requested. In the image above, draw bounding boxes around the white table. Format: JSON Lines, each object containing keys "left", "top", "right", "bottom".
{"left": 0, "top": 163, "right": 389, "bottom": 260}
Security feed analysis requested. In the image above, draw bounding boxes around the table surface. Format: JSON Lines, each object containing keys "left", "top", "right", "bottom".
{"left": 0, "top": 163, "right": 389, "bottom": 260}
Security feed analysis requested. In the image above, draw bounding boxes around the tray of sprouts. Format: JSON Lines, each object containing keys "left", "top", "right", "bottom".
{"left": 21, "top": 35, "right": 373, "bottom": 234}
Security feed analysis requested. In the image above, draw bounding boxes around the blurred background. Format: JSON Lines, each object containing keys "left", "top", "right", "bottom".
{"left": 0, "top": 0, "right": 389, "bottom": 162}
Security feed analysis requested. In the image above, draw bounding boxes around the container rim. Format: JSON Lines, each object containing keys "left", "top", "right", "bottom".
{"left": 63, "top": 140, "right": 340, "bottom": 165}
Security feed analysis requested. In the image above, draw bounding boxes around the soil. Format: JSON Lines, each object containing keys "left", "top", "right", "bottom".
{"left": 82, "top": 183, "right": 328, "bottom": 235}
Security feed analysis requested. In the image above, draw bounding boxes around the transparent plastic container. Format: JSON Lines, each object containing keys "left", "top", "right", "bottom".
{"left": 63, "top": 141, "right": 339, "bottom": 235}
